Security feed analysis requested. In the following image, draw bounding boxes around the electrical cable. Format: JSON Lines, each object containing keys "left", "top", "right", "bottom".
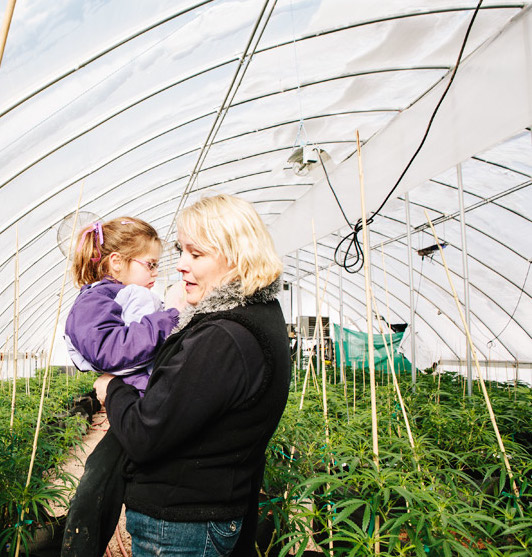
{"left": 328, "top": 0, "right": 484, "bottom": 273}
{"left": 487, "top": 259, "right": 531, "bottom": 348}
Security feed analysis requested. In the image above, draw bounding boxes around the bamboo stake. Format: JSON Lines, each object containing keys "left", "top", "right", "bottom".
{"left": 286, "top": 274, "right": 332, "bottom": 495}
{"left": 352, "top": 351, "right": 356, "bottom": 417}
{"left": 10, "top": 224, "right": 20, "bottom": 431}
{"left": 424, "top": 210, "right": 522, "bottom": 514}
{"left": 356, "top": 131, "right": 380, "bottom": 553}
{"left": 371, "top": 290, "right": 421, "bottom": 473}
{"left": 14, "top": 184, "right": 84, "bottom": 557}
{"left": 297, "top": 269, "right": 333, "bottom": 411}
{"left": 311, "top": 221, "right": 333, "bottom": 557}
{"left": 0, "top": 0, "right": 16, "bottom": 66}
{"left": 24, "top": 352, "right": 29, "bottom": 396}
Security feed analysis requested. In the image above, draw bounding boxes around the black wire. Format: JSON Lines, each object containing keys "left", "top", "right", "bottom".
{"left": 487, "top": 259, "right": 531, "bottom": 348}
{"left": 330, "top": 0, "right": 484, "bottom": 273}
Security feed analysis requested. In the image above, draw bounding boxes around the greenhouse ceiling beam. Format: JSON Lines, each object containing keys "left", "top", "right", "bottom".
{"left": 288, "top": 238, "right": 521, "bottom": 363}
{"left": 0, "top": 104, "right": 361, "bottom": 243}
{"left": 283, "top": 248, "right": 465, "bottom": 358}
{"left": 375, "top": 195, "right": 532, "bottom": 327}
{"left": 0, "top": 174, "right": 308, "bottom": 315}
{"left": 290, "top": 261, "right": 463, "bottom": 360}
{"left": 0, "top": 98, "right": 354, "bottom": 238}
{"left": 0, "top": 1, "right": 215, "bottom": 118}
{"left": 287, "top": 236, "right": 516, "bottom": 360}
{"left": 379, "top": 178, "right": 532, "bottom": 257}
{"left": 362, "top": 232, "right": 522, "bottom": 358}
{"left": 270, "top": 6, "right": 532, "bottom": 257}
{"left": 375, "top": 194, "right": 532, "bottom": 298}
{"left": 472, "top": 154, "right": 531, "bottom": 180}
{"left": 0, "top": 64, "right": 442, "bottom": 193}
{"left": 3, "top": 3, "right": 514, "bottom": 117}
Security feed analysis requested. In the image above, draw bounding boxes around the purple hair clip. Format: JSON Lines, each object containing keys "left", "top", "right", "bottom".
{"left": 77, "top": 222, "right": 104, "bottom": 262}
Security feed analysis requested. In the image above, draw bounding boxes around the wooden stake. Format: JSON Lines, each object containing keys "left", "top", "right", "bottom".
{"left": 311, "top": 222, "right": 334, "bottom": 557}
{"left": 14, "top": 184, "right": 84, "bottom": 557}
{"left": 424, "top": 210, "right": 522, "bottom": 514}
{"left": 371, "top": 290, "right": 421, "bottom": 473}
{"left": 0, "top": 0, "right": 16, "bottom": 66}
{"left": 356, "top": 131, "right": 380, "bottom": 553}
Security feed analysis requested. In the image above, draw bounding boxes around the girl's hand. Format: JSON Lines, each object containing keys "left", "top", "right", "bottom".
{"left": 94, "top": 373, "right": 115, "bottom": 406}
{"left": 165, "top": 280, "right": 188, "bottom": 312}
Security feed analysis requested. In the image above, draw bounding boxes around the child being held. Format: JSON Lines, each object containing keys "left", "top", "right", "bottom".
{"left": 61, "top": 216, "right": 185, "bottom": 557}
{"left": 65, "top": 217, "right": 184, "bottom": 396}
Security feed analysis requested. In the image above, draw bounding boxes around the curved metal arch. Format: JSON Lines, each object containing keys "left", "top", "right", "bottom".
{"left": 282, "top": 247, "right": 464, "bottom": 357}
{"left": 429, "top": 177, "right": 532, "bottom": 226}
{"left": 1, "top": 63, "right": 447, "bottom": 193}
{"left": 0, "top": 166, "right": 311, "bottom": 321}
{"left": 1, "top": 176, "right": 308, "bottom": 343}
{"left": 374, "top": 180, "right": 532, "bottom": 292}
{"left": 3, "top": 3, "right": 519, "bottom": 117}
{"left": 2, "top": 167, "right": 528, "bottom": 354}
{"left": 284, "top": 251, "right": 463, "bottom": 359}
{"left": 293, "top": 236, "right": 516, "bottom": 360}
{"left": 0, "top": 1, "right": 216, "bottom": 118}
{"left": 395, "top": 187, "right": 532, "bottom": 305}
{"left": 0, "top": 135, "right": 341, "bottom": 270}
{"left": 472, "top": 154, "right": 531, "bottom": 179}
{"left": 360, "top": 233, "right": 520, "bottom": 358}
{"left": 0, "top": 102, "right": 369, "bottom": 239}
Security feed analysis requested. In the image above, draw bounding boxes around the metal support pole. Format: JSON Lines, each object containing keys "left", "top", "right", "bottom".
{"left": 338, "top": 267, "right": 346, "bottom": 382}
{"left": 405, "top": 193, "right": 416, "bottom": 386}
{"left": 315, "top": 263, "right": 321, "bottom": 376}
{"left": 457, "top": 163, "right": 473, "bottom": 396}
{"left": 296, "top": 251, "right": 302, "bottom": 371}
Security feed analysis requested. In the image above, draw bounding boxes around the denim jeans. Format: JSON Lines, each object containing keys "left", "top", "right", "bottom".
{"left": 126, "top": 509, "right": 243, "bottom": 556}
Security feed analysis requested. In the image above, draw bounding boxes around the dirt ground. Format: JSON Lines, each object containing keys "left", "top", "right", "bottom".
{"left": 54, "top": 409, "right": 131, "bottom": 556}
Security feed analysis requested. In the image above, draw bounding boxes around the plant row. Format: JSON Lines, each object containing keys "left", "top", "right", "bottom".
{"left": 261, "top": 371, "right": 532, "bottom": 556}
{"left": 0, "top": 370, "right": 98, "bottom": 556}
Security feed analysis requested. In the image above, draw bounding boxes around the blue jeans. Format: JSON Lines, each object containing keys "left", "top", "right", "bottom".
{"left": 126, "top": 509, "right": 243, "bottom": 556}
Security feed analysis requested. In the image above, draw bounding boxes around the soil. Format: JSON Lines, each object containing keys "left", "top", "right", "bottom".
{"left": 52, "top": 409, "right": 131, "bottom": 556}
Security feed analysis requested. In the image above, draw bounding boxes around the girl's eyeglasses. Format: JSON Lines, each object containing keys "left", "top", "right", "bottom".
{"left": 132, "top": 258, "right": 160, "bottom": 272}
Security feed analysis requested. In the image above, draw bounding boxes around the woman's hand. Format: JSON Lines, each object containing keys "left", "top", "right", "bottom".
{"left": 165, "top": 280, "right": 188, "bottom": 312}
{"left": 94, "top": 373, "right": 116, "bottom": 406}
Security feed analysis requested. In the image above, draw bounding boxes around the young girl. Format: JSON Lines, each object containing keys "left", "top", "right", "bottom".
{"left": 62, "top": 217, "right": 184, "bottom": 557}
{"left": 65, "top": 217, "right": 183, "bottom": 396}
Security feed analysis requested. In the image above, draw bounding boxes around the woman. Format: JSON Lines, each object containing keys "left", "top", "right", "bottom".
{"left": 94, "top": 194, "right": 291, "bottom": 556}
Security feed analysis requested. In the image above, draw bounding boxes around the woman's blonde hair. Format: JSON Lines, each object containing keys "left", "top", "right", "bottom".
{"left": 176, "top": 194, "right": 282, "bottom": 296}
{"left": 72, "top": 217, "right": 161, "bottom": 287}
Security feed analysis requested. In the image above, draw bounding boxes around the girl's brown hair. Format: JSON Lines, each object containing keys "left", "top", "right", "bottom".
{"left": 72, "top": 217, "right": 161, "bottom": 287}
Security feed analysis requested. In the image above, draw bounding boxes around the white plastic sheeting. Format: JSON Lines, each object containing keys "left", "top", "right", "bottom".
{"left": 0, "top": 1, "right": 530, "bottom": 381}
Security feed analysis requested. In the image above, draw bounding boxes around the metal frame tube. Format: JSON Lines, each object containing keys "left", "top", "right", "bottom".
{"left": 296, "top": 251, "right": 302, "bottom": 371}
{"left": 457, "top": 163, "right": 473, "bottom": 396}
{"left": 405, "top": 192, "right": 416, "bottom": 384}
{"left": 338, "top": 266, "right": 346, "bottom": 382}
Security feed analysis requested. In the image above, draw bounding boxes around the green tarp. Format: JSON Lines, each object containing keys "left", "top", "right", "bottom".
{"left": 333, "top": 324, "right": 412, "bottom": 373}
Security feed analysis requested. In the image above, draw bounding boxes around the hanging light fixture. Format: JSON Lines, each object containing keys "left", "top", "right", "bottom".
{"left": 287, "top": 145, "right": 330, "bottom": 176}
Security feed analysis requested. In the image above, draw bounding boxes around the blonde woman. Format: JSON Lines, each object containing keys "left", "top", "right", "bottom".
{"left": 94, "top": 194, "right": 291, "bottom": 556}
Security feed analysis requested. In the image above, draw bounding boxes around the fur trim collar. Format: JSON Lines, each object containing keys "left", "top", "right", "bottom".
{"left": 172, "top": 278, "right": 281, "bottom": 334}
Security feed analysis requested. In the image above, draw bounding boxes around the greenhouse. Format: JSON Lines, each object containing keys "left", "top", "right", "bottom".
{"left": 0, "top": 0, "right": 531, "bottom": 556}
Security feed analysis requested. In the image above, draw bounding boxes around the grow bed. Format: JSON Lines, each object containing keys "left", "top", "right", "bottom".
{"left": 0, "top": 370, "right": 99, "bottom": 556}
{"left": 261, "top": 370, "right": 532, "bottom": 556}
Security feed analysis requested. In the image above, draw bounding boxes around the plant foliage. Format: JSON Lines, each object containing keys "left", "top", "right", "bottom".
{"left": 0, "top": 370, "right": 97, "bottom": 556}
{"left": 261, "top": 370, "right": 532, "bottom": 556}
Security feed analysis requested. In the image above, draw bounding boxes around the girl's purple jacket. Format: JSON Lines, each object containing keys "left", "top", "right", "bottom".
{"left": 64, "top": 278, "right": 179, "bottom": 394}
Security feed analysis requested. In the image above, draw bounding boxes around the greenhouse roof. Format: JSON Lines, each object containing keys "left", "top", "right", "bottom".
{"left": 0, "top": 0, "right": 531, "bottom": 376}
